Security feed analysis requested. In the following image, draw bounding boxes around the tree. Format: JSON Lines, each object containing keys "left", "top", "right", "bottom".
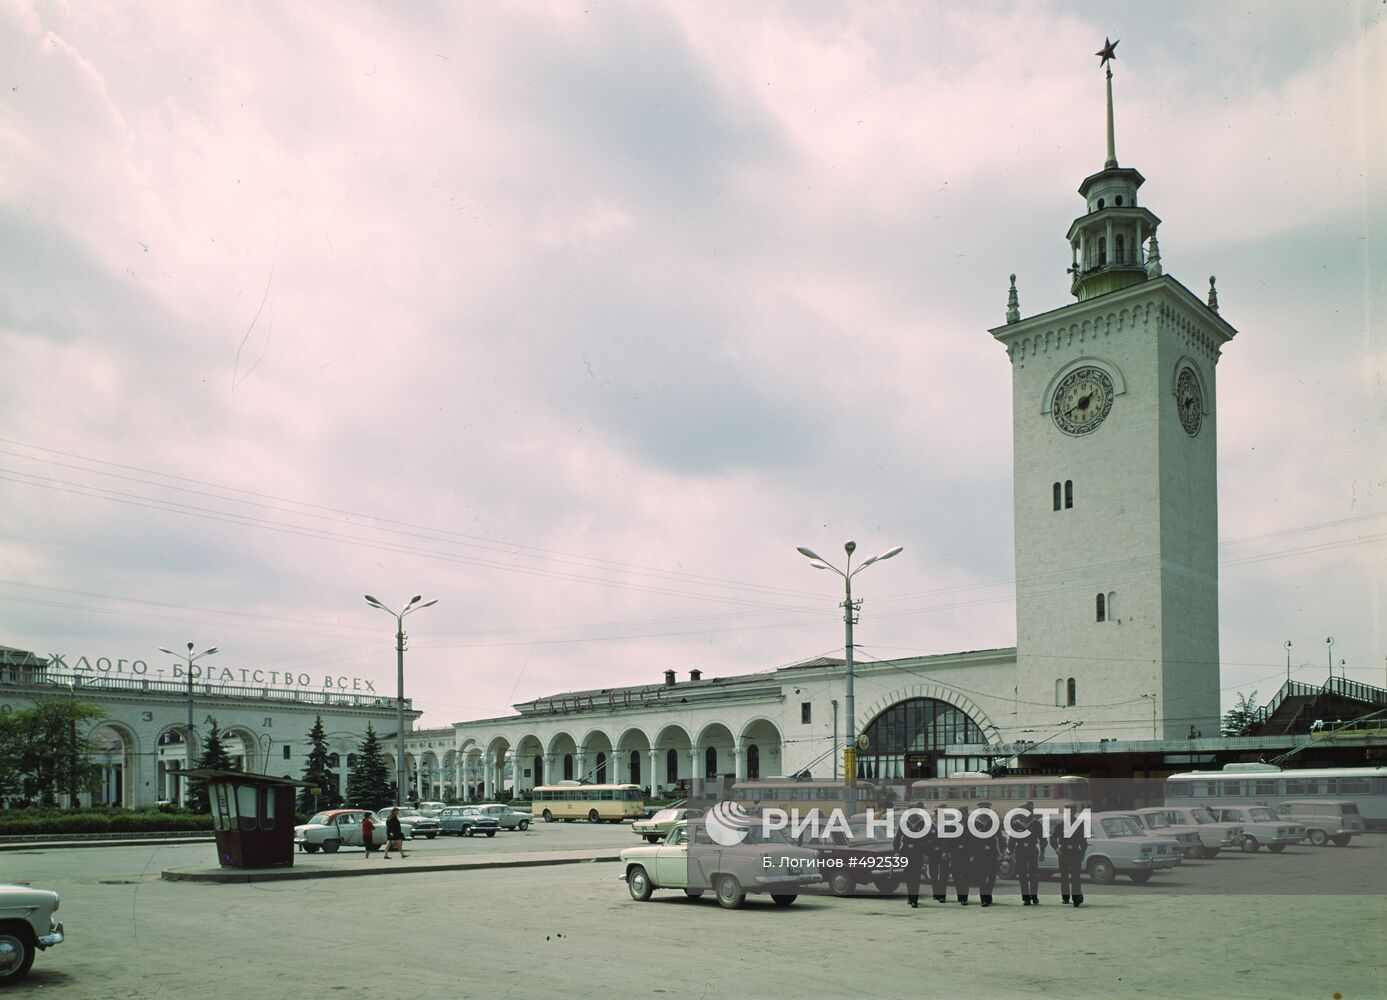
{"left": 1221, "top": 691, "right": 1259, "bottom": 737}
{"left": 186, "top": 719, "right": 236, "bottom": 813}
{"left": 345, "top": 723, "right": 393, "bottom": 812}
{"left": 298, "top": 716, "right": 339, "bottom": 812}
{"left": 0, "top": 698, "right": 105, "bottom": 805}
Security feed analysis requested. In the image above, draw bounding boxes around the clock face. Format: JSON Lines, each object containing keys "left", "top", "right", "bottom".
{"left": 1176, "top": 366, "right": 1203, "bottom": 436}
{"left": 1051, "top": 366, "right": 1115, "bottom": 435}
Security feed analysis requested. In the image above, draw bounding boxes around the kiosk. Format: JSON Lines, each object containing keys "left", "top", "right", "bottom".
{"left": 185, "top": 769, "right": 305, "bottom": 869}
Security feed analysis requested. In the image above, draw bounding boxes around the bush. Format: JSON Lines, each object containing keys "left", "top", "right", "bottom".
{"left": 0, "top": 807, "right": 214, "bottom": 837}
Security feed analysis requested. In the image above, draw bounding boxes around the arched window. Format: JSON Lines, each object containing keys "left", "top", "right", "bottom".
{"left": 1053, "top": 482, "right": 1062, "bottom": 511}
{"left": 1098, "top": 236, "right": 1107, "bottom": 266}
{"left": 705, "top": 746, "right": 718, "bottom": 778}
{"left": 629, "top": 750, "right": 640, "bottom": 786}
{"left": 1115, "top": 233, "right": 1125, "bottom": 264}
{"left": 533, "top": 755, "right": 543, "bottom": 784}
{"left": 855, "top": 697, "right": 987, "bottom": 782}
{"left": 1107, "top": 591, "right": 1117, "bottom": 620}
{"left": 1096, "top": 197, "right": 1105, "bottom": 209}
{"left": 1096, "top": 593, "right": 1106, "bottom": 622}
{"left": 1115, "top": 195, "right": 1124, "bottom": 206}
{"left": 595, "top": 751, "right": 607, "bottom": 784}
{"left": 1064, "top": 480, "right": 1074, "bottom": 509}
{"left": 1067, "top": 678, "right": 1077, "bottom": 706}
{"left": 563, "top": 753, "right": 574, "bottom": 781}
{"left": 666, "top": 748, "right": 678, "bottom": 784}
{"left": 746, "top": 744, "right": 760, "bottom": 780}
{"left": 1055, "top": 679, "right": 1065, "bottom": 707}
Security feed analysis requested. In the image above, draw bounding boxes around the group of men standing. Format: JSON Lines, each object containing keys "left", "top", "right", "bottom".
{"left": 890, "top": 801, "right": 1088, "bottom": 908}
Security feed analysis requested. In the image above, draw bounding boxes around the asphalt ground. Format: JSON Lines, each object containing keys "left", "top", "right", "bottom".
{"left": 4, "top": 829, "right": 1385, "bottom": 999}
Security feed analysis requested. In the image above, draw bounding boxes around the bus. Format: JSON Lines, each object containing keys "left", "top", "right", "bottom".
{"left": 1164, "top": 764, "right": 1387, "bottom": 829}
{"left": 729, "top": 778, "right": 889, "bottom": 819}
{"left": 909, "top": 772, "right": 1091, "bottom": 816}
{"left": 530, "top": 783, "right": 644, "bottom": 823}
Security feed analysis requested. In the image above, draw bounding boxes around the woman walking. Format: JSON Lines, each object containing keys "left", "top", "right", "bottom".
{"left": 383, "top": 807, "right": 407, "bottom": 859}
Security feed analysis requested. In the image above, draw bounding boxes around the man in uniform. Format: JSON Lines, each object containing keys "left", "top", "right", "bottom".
{"left": 925, "top": 804, "right": 950, "bottom": 903}
{"left": 974, "top": 801, "right": 1003, "bottom": 907}
{"left": 1050, "top": 809, "right": 1088, "bottom": 906}
{"left": 892, "top": 804, "right": 929, "bottom": 908}
{"left": 1009, "top": 800, "right": 1045, "bottom": 906}
{"left": 949, "top": 805, "right": 975, "bottom": 905}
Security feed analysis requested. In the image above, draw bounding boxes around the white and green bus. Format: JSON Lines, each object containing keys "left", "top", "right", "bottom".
{"left": 531, "top": 782, "right": 645, "bottom": 823}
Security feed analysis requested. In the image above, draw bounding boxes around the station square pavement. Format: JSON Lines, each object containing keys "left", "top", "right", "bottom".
{"left": 6, "top": 824, "right": 1384, "bottom": 999}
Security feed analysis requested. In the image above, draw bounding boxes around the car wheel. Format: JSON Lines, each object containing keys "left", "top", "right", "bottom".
{"left": 683, "top": 889, "right": 704, "bottom": 899}
{"left": 1182, "top": 845, "right": 1203, "bottom": 860}
{"left": 1306, "top": 829, "right": 1328, "bottom": 847}
{"left": 1087, "top": 857, "right": 1116, "bottom": 884}
{"left": 627, "top": 865, "right": 653, "bottom": 902}
{"left": 464, "top": 827, "right": 474, "bottom": 837}
{"left": 0, "top": 924, "right": 37, "bottom": 983}
{"left": 715, "top": 875, "right": 745, "bottom": 909}
{"left": 1240, "top": 836, "right": 1260, "bottom": 853}
{"left": 322, "top": 840, "right": 341, "bottom": 854}
{"left": 485, "top": 831, "right": 496, "bottom": 837}
{"left": 1268, "top": 844, "right": 1286, "bottom": 853}
{"left": 588, "top": 809, "right": 601, "bottom": 823}
{"left": 874, "top": 877, "right": 901, "bottom": 894}
{"left": 771, "top": 894, "right": 797, "bottom": 906}
{"left": 1331, "top": 835, "right": 1352, "bottom": 847}
{"left": 1128, "top": 870, "right": 1153, "bottom": 884}
{"left": 425, "top": 833, "right": 437, "bottom": 840}
{"left": 997, "top": 856, "right": 1017, "bottom": 879}
{"left": 829, "top": 871, "right": 855, "bottom": 896}
{"left": 303, "top": 843, "right": 320, "bottom": 854}
{"left": 518, "top": 821, "right": 530, "bottom": 831}
{"left": 645, "top": 835, "right": 659, "bottom": 843}
{"left": 543, "top": 809, "right": 554, "bottom": 822}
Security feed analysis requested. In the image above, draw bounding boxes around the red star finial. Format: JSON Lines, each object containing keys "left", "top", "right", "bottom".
{"left": 1096, "top": 37, "right": 1119, "bottom": 66}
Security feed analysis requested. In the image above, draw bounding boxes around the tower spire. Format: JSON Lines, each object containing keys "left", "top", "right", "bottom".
{"left": 1097, "top": 37, "right": 1119, "bottom": 169}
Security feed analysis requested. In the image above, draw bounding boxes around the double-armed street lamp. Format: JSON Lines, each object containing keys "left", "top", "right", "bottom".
{"left": 365, "top": 594, "right": 437, "bottom": 807}
{"left": 797, "top": 540, "right": 903, "bottom": 783}
{"left": 157, "top": 642, "right": 218, "bottom": 804}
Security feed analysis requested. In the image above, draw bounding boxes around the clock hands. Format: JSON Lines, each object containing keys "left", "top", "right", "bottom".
{"left": 1064, "top": 393, "right": 1093, "bottom": 418}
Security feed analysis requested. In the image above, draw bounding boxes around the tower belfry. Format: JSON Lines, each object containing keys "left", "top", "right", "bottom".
{"left": 1067, "top": 38, "right": 1162, "bottom": 301}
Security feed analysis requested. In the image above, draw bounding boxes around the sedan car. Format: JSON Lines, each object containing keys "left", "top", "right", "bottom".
{"left": 1208, "top": 804, "right": 1305, "bottom": 853}
{"left": 373, "top": 807, "right": 441, "bottom": 840}
{"left": 632, "top": 807, "right": 703, "bottom": 843}
{"left": 999, "top": 812, "right": 1181, "bottom": 884}
{"left": 1116, "top": 809, "right": 1204, "bottom": 860}
{"left": 295, "top": 809, "right": 389, "bottom": 853}
{"left": 472, "top": 803, "right": 532, "bottom": 830}
{"left": 0, "top": 884, "right": 64, "bottom": 984}
{"left": 438, "top": 806, "right": 500, "bottom": 837}
{"left": 1156, "top": 805, "right": 1244, "bottom": 858}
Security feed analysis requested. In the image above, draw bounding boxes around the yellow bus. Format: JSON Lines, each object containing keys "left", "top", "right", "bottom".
{"left": 531, "top": 783, "right": 644, "bottom": 823}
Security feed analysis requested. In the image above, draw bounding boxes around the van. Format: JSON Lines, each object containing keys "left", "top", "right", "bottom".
{"left": 1273, "top": 800, "right": 1365, "bottom": 847}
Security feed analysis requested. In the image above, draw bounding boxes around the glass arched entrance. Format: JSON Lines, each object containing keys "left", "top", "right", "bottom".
{"left": 857, "top": 697, "right": 986, "bottom": 783}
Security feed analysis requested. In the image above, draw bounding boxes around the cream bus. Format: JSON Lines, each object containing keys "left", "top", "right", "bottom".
{"left": 909, "top": 772, "right": 1090, "bottom": 815}
{"left": 531, "top": 782, "right": 645, "bottom": 823}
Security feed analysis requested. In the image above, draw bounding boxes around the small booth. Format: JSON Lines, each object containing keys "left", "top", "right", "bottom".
{"left": 185, "top": 769, "right": 306, "bottom": 869}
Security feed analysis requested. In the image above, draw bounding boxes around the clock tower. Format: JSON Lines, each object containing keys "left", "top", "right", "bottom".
{"left": 990, "top": 40, "right": 1237, "bottom": 741}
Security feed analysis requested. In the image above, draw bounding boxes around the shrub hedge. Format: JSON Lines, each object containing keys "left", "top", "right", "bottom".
{"left": 0, "top": 808, "right": 213, "bottom": 836}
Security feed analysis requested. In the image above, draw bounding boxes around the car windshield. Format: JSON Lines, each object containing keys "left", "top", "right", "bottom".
{"left": 1249, "top": 807, "right": 1277, "bottom": 822}
{"left": 651, "top": 809, "right": 678, "bottom": 822}
{"left": 1100, "top": 816, "right": 1143, "bottom": 837}
{"left": 307, "top": 813, "right": 332, "bottom": 825}
{"left": 1140, "top": 813, "right": 1170, "bottom": 828}
{"left": 1190, "top": 808, "right": 1218, "bottom": 824}
{"left": 1342, "top": 803, "right": 1360, "bottom": 814}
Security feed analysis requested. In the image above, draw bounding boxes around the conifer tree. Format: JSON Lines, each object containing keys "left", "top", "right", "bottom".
{"left": 345, "top": 723, "right": 394, "bottom": 812}
{"left": 187, "top": 718, "right": 235, "bottom": 813}
{"left": 299, "top": 715, "right": 339, "bottom": 812}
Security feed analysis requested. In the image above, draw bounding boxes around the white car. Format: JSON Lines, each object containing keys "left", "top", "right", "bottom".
{"left": 999, "top": 812, "right": 1182, "bottom": 884}
{"left": 373, "top": 807, "right": 441, "bottom": 840}
{"left": 1274, "top": 800, "right": 1365, "bottom": 847}
{"left": 0, "top": 884, "right": 64, "bottom": 984}
{"left": 1156, "top": 805, "right": 1244, "bottom": 858}
{"left": 1208, "top": 804, "right": 1305, "bottom": 853}
{"left": 415, "top": 801, "right": 448, "bottom": 817}
{"left": 472, "top": 803, "right": 532, "bottom": 830}
{"left": 1118, "top": 809, "right": 1204, "bottom": 860}
{"left": 294, "top": 809, "right": 389, "bottom": 853}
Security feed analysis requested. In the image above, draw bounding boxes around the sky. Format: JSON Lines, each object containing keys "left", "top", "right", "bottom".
{"left": 1, "top": 0, "right": 1383, "bottom": 737}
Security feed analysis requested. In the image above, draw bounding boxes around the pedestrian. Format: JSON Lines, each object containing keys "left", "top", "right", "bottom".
{"left": 1009, "top": 800, "right": 1044, "bottom": 906}
{"left": 361, "top": 813, "right": 377, "bottom": 858}
{"left": 892, "top": 805, "right": 929, "bottom": 908}
{"left": 949, "top": 805, "right": 975, "bottom": 905}
{"left": 925, "top": 805, "right": 950, "bottom": 903}
{"left": 1050, "top": 811, "right": 1087, "bottom": 906}
{"left": 974, "top": 801, "right": 1002, "bottom": 907}
{"left": 383, "top": 807, "right": 407, "bottom": 859}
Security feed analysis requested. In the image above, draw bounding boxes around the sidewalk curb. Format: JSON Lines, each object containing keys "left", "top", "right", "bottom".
{"left": 161, "top": 853, "right": 622, "bottom": 883}
{"left": 0, "top": 836, "right": 216, "bottom": 851}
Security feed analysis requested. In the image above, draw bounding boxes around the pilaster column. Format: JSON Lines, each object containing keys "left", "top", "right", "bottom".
{"left": 647, "top": 749, "right": 660, "bottom": 796}
{"left": 574, "top": 751, "right": 587, "bottom": 783}
{"left": 689, "top": 748, "right": 702, "bottom": 798}
{"left": 733, "top": 746, "right": 746, "bottom": 783}
{"left": 543, "top": 753, "right": 555, "bottom": 787}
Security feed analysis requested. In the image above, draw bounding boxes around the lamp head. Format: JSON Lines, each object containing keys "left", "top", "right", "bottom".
{"left": 878, "top": 545, "right": 904, "bottom": 561}
{"left": 205, "top": 647, "right": 219, "bottom": 656}
{"left": 158, "top": 647, "right": 176, "bottom": 656}
{"left": 186, "top": 642, "right": 195, "bottom": 651}
{"left": 419, "top": 599, "right": 438, "bottom": 609}
{"left": 844, "top": 540, "right": 857, "bottom": 555}
{"left": 796, "top": 546, "right": 823, "bottom": 562}
{"left": 365, "top": 595, "right": 382, "bottom": 607}
{"left": 409, "top": 595, "right": 422, "bottom": 606}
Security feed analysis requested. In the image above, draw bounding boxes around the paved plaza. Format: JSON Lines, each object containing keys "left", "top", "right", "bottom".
{"left": 5, "top": 826, "right": 1385, "bottom": 999}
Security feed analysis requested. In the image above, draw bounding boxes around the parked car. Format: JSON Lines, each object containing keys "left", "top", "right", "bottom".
{"left": 1207, "top": 804, "right": 1306, "bottom": 853}
{"left": 1156, "top": 805, "right": 1244, "bottom": 858}
{"left": 1273, "top": 800, "right": 1364, "bottom": 847}
{"left": 632, "top": 807, "right": 703, "bottom": 843}
{"left": 1118, "top": 809, "right": 1204, "bottom": 860}
{"left": 295, "top": 809, "right": 389, "bottom": 853}
{"left": 472, "top": 803, "right": 532, "bottom": 830}
{"left": 438, "top": 806, "right": 500, "bottom": 837}
{"left": 794, "top": 814, "right": 898, "bottom": 895}
{"left": 415, "top": 801, "right": 448, "bottom": 817}
{"left": 999, "top": 812, "right": 1181, "bottom": 884}
{"left": 0, "top": 884, "right": 64, "bottom": 983}
{"left": 373, "top": 807, "right": 441, "bottom": 840}
{"left": 619, "top": 820, "right": 824, "bottom": 908}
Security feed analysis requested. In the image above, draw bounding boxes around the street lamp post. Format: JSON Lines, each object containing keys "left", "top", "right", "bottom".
{"left": 797, "top": 540, "right": 903, "bottom": 783}
{"left": 1326, "top": 636, "right": 1335, "bottom": 684}
{"left": 365, "top": 594, "right": 437, "bottom": 807}
{"left": 1284, "top": 640, "right": 1292, "bottom": 685}
{"left": 157, "top": 642, "right": 218, "bottom": 806}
